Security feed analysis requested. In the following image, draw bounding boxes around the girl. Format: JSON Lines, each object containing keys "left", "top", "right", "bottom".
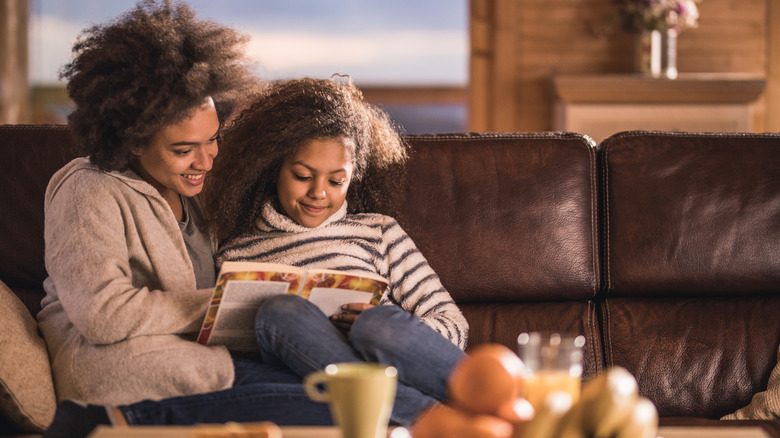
{"left": 203, "top": 77, "right": 469, "bottom": 412}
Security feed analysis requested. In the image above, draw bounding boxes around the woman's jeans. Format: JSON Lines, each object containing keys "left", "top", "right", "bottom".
{"left": 118, "top": 295, "right": 465, "bottom": 427}
{"left": 120, "top": 370, "right": 332, "bottom": 426}
{"left": 254, "top": 295, "right": 466, "bottom": 423}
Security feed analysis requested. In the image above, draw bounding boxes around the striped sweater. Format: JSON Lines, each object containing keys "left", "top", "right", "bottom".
{"left": 216, "top": 202, "right": 469, "bottom": 350}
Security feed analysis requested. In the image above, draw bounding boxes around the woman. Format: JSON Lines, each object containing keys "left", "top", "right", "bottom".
{"left": 39, "top": 2, "right": 336, "bottom": 437}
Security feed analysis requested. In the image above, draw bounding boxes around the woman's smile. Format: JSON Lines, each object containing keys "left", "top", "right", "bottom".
{"left": 182, "top": 173, "right": 206, "bottom": 185}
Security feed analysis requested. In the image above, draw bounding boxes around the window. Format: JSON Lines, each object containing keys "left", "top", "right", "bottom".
{"left": 29, "top": 0, "right": 468, "bottom": 133}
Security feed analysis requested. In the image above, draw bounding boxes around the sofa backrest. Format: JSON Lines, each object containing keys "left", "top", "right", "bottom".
{"left": 0, "top": 125, "right": 78, "bottom": 315}
{"left": 599, "top": 131, "right": 780, "bottom": 418}
{"left": 600, "top": 131, "right": 780, "bottom": 296}
{"left": 402, "top": 133, "right": 604, "bottom": 380}
{"left": 403, "top": 133, "right": 601, "bottom": 303}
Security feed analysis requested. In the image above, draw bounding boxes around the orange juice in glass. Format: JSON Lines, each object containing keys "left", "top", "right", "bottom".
{"left": 517, "top": 332, "right": 585, "bottom": 411}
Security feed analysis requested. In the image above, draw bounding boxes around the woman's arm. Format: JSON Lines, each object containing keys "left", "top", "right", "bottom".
{"left": 44, "top": 168, "right": 214, "bottom": 345}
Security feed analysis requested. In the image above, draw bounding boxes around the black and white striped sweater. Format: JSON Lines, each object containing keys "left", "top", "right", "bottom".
{"left": 216, "top": 202, "right": 468, "bottom": 349}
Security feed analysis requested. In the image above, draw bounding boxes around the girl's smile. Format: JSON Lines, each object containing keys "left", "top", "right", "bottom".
{"left": 301, "top": 202, "right": 328, "bottom": 213}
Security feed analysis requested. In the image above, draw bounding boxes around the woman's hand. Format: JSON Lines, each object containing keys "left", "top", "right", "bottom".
{"left": 329, "top": 302, "right": 374, "bottom": 333}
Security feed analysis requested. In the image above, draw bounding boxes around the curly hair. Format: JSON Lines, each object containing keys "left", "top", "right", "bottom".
{"left": 60, "top": 0, "right": 262, "bottom": 171}
{"left": 203, "top": 77, "right": 409, "bottom": 244}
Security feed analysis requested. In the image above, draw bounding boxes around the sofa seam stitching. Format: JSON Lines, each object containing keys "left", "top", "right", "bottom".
{"left": 404, "top": 132, "right": 588, "bottom": 142}
{"left": 603, "top": 143, "right": 613, "bottom": 367}
{"left": 590, "top": 144, "right": 598, "bottom": 298}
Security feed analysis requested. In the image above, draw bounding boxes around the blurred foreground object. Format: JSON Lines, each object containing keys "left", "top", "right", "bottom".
{"left": 192, "top": 421, "right": 282, "bottom": 438}
{"left": 413, "top": 343, "right": 658, "bottom": 438}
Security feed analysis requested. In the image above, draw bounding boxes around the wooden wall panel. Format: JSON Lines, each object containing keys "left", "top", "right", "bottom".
{"left": 0, "top": 0, "right": 28, "bottom": 124}
{"left": 767, "top": 0, "right": 780, "bottom": 131}
{"left": 470, "top": 0, "right": 775, "bottom": 133}
{"left": 469, "top": 0, "right": 519, "bottom": 132}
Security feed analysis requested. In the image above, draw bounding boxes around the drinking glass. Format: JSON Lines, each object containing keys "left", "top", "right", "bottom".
{"left": 517, "top": 332, "right": 585, "bottom": 410}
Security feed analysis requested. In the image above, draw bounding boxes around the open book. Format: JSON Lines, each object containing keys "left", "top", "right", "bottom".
{"left": 196, "top": 261, "right": 388, "bottom": 351}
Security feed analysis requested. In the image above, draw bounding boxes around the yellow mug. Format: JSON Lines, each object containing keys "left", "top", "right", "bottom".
{"left": 304, "top": 362, "right": 397, "bottom": 438}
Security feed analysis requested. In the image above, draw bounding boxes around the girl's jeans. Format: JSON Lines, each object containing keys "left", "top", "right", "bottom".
{"left": 119, "top": 295, "right": 465, "bottom": 426}
{"left": 254, "top": 295, "right": 466, "bottom": 423}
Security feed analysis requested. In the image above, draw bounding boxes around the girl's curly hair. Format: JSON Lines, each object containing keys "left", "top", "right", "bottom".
{"left": 203, "top": 77, "right": 409, "bottom": 245}
{"left": 60, "top": 0, "right": 262, "bottom": 171}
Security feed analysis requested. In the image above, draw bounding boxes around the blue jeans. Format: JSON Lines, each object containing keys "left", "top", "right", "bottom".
{"left": 254, "top": 294, "right": 466, "bottom": 424}
{"left": 119, "top": 359, "right": 332, "bottom": 426}
{"left": 117, "top": 295, "right": 464, "bottom": 427}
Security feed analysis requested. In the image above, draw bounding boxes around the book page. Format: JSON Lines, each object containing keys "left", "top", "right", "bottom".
{"left": 301, "top": 270, "right": 387, "bottom": 316}
{"left": 216, "top": 278, "right": 290, "bottom": 325}
{"left": 304, "top": 267, "right": 388, "bottom": 285}
{"left": 308, "top": 287, "right": 374, "bottom": 317}
{"left": 197, "top": 265, "right": 303, "bottom": 350}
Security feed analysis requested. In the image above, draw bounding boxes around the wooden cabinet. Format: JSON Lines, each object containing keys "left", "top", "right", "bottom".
{"left": 553, "top": 73, "right": 766, "bottom": 143}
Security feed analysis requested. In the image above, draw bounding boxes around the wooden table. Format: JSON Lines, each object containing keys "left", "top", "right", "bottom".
{"left": 90, "top": 426, "right": 341, "bottom": 438}
{"left": 89, "top": 425, "right": 770, "bottom": 438}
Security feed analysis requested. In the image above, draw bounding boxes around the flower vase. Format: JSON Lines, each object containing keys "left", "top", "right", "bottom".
{"left": 634, "top": 29, "right": 679, "bottom": 79}
{"left": 662, "top": 28, "right": 678, "bottom": 79}
{"left": 635, "top": 30, "right": 662, "bottom": 78}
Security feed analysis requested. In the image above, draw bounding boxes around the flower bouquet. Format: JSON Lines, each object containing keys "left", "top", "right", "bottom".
{"left": 613, "top": 0, "right": 700, "bottom": 33}
{"left": 613, "top": 0, "right": 701, "bottom": 78}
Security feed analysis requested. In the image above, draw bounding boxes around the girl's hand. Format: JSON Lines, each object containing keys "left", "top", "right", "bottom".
{"left": 329, "top": 302, "right": 374, "bottom": 333}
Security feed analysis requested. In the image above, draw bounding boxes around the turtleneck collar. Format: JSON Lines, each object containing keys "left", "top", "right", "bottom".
{"left": 257, "top": 201, "right": 348, "bottom": 233}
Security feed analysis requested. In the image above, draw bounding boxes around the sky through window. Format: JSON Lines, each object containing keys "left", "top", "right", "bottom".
{"left": 29, "top": 0, "right": 468, "bottom": 86}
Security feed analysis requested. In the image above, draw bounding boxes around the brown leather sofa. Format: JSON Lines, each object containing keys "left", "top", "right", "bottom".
{"left": 1, "top": 125, "right": 778, "bottom": 437}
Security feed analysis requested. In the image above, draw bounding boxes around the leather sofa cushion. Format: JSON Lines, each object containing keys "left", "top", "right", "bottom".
{"left": 602, "top": 296, "right": 780, "bottom": 418}
{"left": 0, "top": 125, "right": 78, "bottom": 316}
{"left": 461, "top": 301, "right": 604, "bottom": 381}
{"left": 601, "top": 131, "right": 780, "bottom": 297}
{"left": 402, "top": 133, "right": 600, "bottom": 303}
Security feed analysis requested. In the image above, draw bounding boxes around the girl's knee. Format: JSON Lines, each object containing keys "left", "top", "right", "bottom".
{"left": 353, "top": 305, "right": 395, "bottom": 330}
{"left": 350, "top": 305, "right": 410, "bottom": 347}
{"left": 256, "top": 294, "right": 307, "bottom": 323}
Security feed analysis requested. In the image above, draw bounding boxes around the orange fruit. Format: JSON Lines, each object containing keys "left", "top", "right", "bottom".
{"left": 412, "top": 405, "right": 513, "bottom": 438}
{"left": 495, "top": 397, "right": 534, "bottom": 424}
{"left": 448, "top": 344, "right": 526, "bottom": 415}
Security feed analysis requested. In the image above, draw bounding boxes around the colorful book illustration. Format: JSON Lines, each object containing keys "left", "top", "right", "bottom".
{"left": 197, "top": 261, "right": 388, "bottom": 351}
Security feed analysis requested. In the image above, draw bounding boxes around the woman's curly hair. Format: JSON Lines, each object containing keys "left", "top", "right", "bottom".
{"left": 203, "top": 77, "right": 409, "bottom": 245}
{"left": 60, "top": 0, "right": 262, "bottom": 171}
